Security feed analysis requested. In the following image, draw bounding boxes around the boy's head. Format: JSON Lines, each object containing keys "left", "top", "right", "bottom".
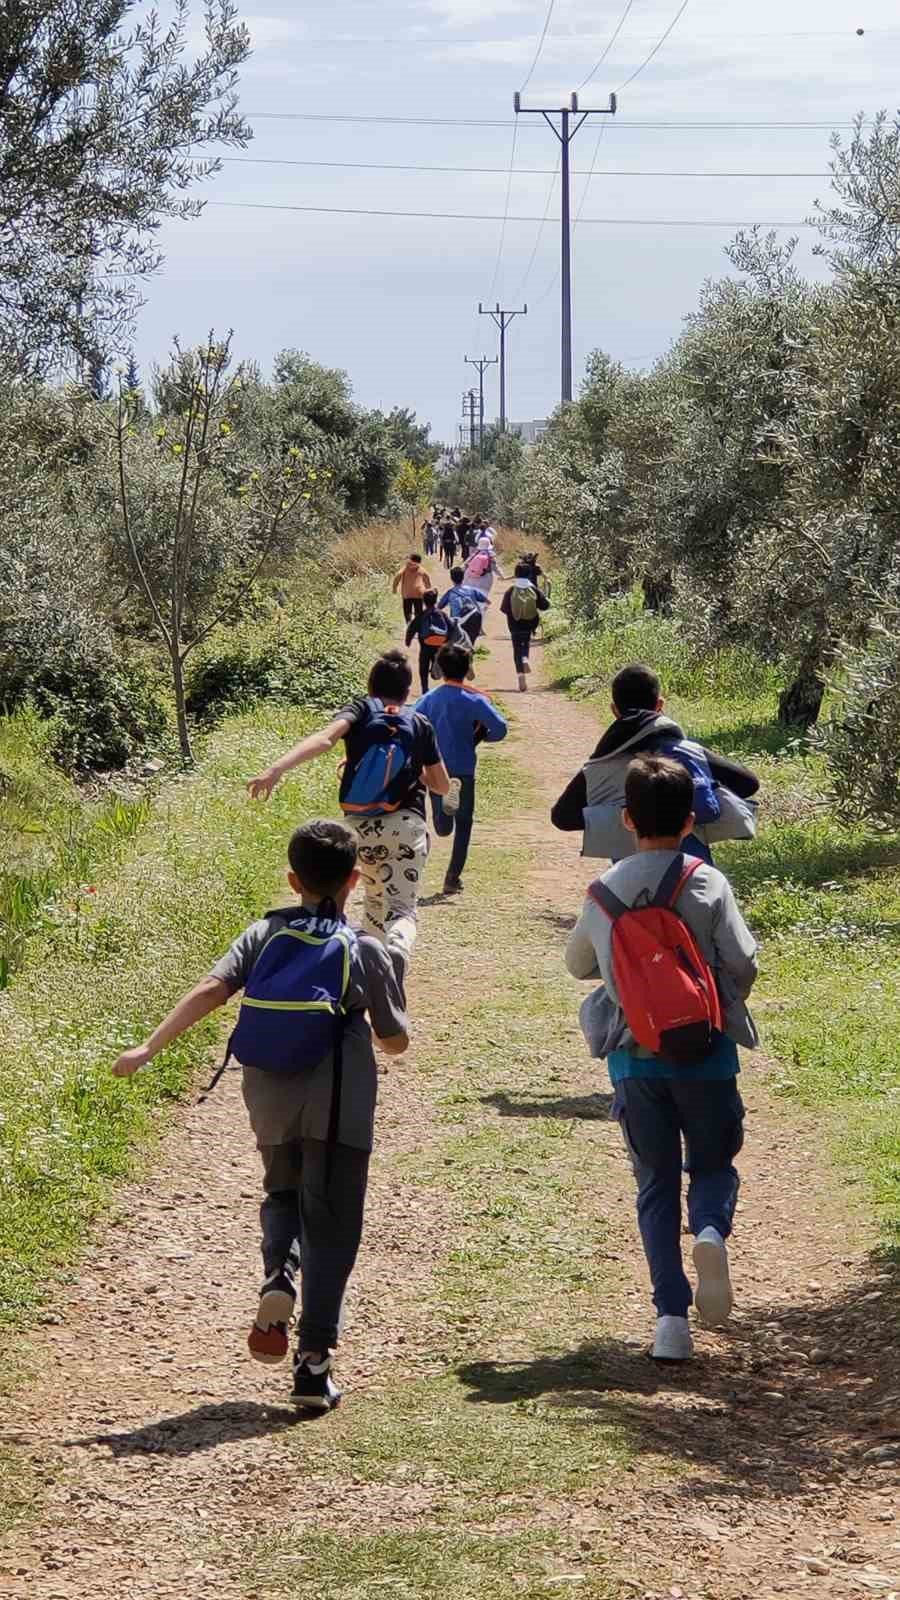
{"left": 514, "top": 560, "right": 532, "bottom": 579}
{"left": 436, "top": 641, "right": 472, "bottom": 682}
{"left": 408, "top": 553, "right": 422, "bottom": 565}
{"left": 288, "top": 819, "right": 359, "bottom": 906}
{"left": 611, "top": 662, "right": 662, "bottom": 717}
{"left": 423, "top": 588, "right": 439, "bottom": 607}
{"left": 450, "top": 566, "right": 465, "bottom": 584}
{"left": 368, "top": 648, "right": 413, "bottom": 704}
{"left": 624, "top": 755, "right": 694, "bottom": 843}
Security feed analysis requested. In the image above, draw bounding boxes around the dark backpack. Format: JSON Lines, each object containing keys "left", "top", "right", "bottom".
{"left": 341, "top": 698, "right": 419, "bottom": 817}
{"left": 422, "top": 608, "right": 451, "bottom": 648}
{"left": 590, "top": 854, "right": 723, "bottom": 1067}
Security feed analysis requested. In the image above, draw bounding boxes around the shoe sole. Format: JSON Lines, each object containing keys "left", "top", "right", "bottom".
{"left": 248, "top": 1287, "right": 295, "bottom": 1365}
{"left": 290, "top": 1391, "right": 341, "bottom": 1412}
{"left": 651, "top": 1347, "right": 694, "bottom": 1363}
{"left": 693, "top": 1238, "right": 733, "bottom": 1327}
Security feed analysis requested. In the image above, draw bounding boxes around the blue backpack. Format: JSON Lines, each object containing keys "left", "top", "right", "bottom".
{"left": 341, "top": 698, "right": 419, "bottom": 817}
{"left": 661, "top": 739, "right": 722, "bottom": 826}
{"left": 228, "top": 915, "right": 355, "bottom": 1077}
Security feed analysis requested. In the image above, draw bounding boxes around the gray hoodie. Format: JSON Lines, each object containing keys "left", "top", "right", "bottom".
{"left": 566, "top": 849, "right": 759, "bottom": 1059}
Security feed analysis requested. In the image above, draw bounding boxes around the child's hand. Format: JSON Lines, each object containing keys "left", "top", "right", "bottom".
{"left": 247, "top": 770, "right": 277, "bottom": 801}
{"left": 112, "top": 1045, "right": 152, "bottom": 1078}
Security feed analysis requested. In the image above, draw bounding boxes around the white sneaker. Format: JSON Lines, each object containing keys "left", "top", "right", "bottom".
{"left": 444, "top": 777, "right": 462, "bottom": 815}
{"left": 693, "top": 1226, "right": 733, "bottom": 1326}
{"left": 517, "top": 673, "right": 527, "bottom": 692}
{"left": 652, "top": 1314, "right": 694, "bottom": 1362}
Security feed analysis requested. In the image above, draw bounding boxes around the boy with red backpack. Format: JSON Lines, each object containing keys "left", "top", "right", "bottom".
{"left": 565, "top": 755, "right": 759, "bottom": 1363}
{"left": 247, "top": 651, "right": 449, "bottom": 989}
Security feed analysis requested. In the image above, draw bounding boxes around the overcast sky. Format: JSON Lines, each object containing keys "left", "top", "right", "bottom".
{"left": 135, "top": 0, "right": 897, "bottom": 442}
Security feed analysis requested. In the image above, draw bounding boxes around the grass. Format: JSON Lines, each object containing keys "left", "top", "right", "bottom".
{"left": 549, "top": 593, "right": 900, "bottom": 1250}
{"left": 0, "top": 703, "right": 344, "bottom": 1318}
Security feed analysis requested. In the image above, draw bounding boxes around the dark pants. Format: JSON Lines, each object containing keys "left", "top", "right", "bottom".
{"left": 614, "top": 1077, "right": 744, "bottom": 1318}
{"left": 463, "top": 612, "right": 482, "bottom": 648}
{"left": 419, "top": 643, "right": 437, "bottom": 694}
{"left": 259, "top": 1138, "right": 370, "bottom": 1351}
{"left": 510, "top": 625, "right": 533, "bottom": 673}
{"left": 442, "top": 545, "right": 456, "bottom": 569}
{"left": 431, "top": 773, "right": 476, "bottom": 883}
{"left": 402, "top": 596, "right": 424, "bottom": 624}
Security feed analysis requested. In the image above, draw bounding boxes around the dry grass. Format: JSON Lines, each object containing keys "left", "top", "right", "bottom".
{"left": 328, "top": 520, "right": 415, "bottom": 581}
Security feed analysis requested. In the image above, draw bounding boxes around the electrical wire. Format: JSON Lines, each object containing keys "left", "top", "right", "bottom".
{"left": 208, "top": 200, "right": 814, "bottom": 226}
{"left": 511, "top": 153, "right": 560, "bottom": 302}
{"left": 487, "top": 122, "right": 519, "bottom": 299}
{"left": 577, "top": 0, "right": 637, "bottom": 90}
{"left": 614, "top": 0, "right": 692, "bottom": 93}
{"left": 212, "top": 156, "right": 829, "bottom": 175}
{"left": 519, "top": 0, "right": 560, "bottom": 92}
{"left": 244, "top": 111, "right": 854, "bottom": 129}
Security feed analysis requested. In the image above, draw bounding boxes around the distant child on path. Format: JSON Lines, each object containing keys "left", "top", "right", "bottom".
{"left": 440, "top": 520, "right": 458, "bottom": 569}
{"left": 405, "top": 589, "right": 470, "bottom": 694}
{"left": 565, "top": 755, "right": 759, "bottom": 1363}
{"left": 112, "top": 820, "right": 409, "bottom": 1411}
{"left": 247, "top": 650, "right": 449, "bottom": 986}
{"left": 439, "top": 566, "right": 490, "bottom": 649}
{"left": 501, "top": 560, "right": 550, "bottom": 691}
{"left": 421, "top": 519, "right": 438, "bottom": 557}
{"left": 391, "top": 553, "right": 433, "bottom": 623}
{"left": 416, "top": 642, "right": 508, "bottom": 895}
{"left": 464, "top": 541, "right": 504, "bottom": 599}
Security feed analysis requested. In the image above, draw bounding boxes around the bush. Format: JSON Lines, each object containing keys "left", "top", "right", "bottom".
{"left": 0, "top": 616, "right": 169, "bottom": 772}
{"left": 185, "top": 609, "right": 363, "bottom": 722}
{"left": 813, "top": 625, "right": 900, "bottom": 829}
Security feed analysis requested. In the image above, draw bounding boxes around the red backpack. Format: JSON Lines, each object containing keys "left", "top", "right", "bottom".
{"left": 589, "top": 854, "right": 722, "bottom": 1066}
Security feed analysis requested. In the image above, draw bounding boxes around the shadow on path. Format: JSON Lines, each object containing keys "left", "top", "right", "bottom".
{"left": 64, "top": 1400, "right": 314, "bottom": 1458}
{"left": 483, "top": 1089, "right": 615, "bottom": 1121}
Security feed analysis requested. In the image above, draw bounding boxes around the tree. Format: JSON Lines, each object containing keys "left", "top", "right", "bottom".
{"left": 394, "top": 459, "right": 435, "bottom": 536}
{"left": 113, "top": 335, "right": 329, "bottom": 761}
{"left": 382, "top": 407, "right": 438, "bottom": 469}
{"left": 0, "top": 0, "right": 250, "bottom": 376}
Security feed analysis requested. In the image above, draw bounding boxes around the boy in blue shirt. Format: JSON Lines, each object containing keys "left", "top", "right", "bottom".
{"left": 566, "top": 755, "right": 758, "bottom": 1363}
{"left": 417, "top": 642, "right": 508, "bottom": 896}
{"left": 438, "top": 566, "right": 490, "bottom": 649}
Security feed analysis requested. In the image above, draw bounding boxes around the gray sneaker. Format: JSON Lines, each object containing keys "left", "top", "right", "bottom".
{"left": 444, "top": 777, "right": 462, "bottom": 815}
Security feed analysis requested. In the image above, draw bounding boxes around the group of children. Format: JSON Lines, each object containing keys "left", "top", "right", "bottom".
{"left": 112, "top": 560, "right": 763, "bottom": 1407}
{"left": 421, "top": 508, "right": 497, "bottom": 567}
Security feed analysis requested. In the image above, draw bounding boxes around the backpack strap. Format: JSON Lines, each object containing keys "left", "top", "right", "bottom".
{"left": 653, "top": 852, "right": 703, "bottom": 909}
{"left": 588, "top": 881, "right": 629, "bottom": 922}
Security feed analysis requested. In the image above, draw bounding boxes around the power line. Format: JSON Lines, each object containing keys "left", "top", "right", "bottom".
{"left": 244, "top": 111, "right": 856, "bottom": 129}
{"left": 614, "top": 0, "right": 693, "bottom": 93}
{"left": 511, "top": 155, "right": 560, "bottom": 302}
{"left": 487, "top": 123, "right": 519, "bottom": 299}
{"left": 519, "top": 0, "right": 560, "bottom": 92}
{"left": 577, "top": 0, "right": 637, "bottom": 90}
{"left": 212, "top": 156, "right": 829, "bottom": 176}
{"left": 208, "top": 200, "right": 816, "bottom": 226}
{"left": 250, "top": 26, "right": 893, "bottom": 44}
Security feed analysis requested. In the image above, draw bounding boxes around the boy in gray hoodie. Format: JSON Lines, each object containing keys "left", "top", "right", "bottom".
{"left": 566, "top": 754, "right": 759, "bottom": 1363}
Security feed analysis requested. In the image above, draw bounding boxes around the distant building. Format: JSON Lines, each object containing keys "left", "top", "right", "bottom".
{"left": 513, "top": 418, "right": 550, "bottom": 445}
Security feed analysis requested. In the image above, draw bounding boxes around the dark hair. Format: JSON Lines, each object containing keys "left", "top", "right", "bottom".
{"left": 436, "top": 641, "right": 472, "bottom": 681}
{"left": 514, "top": 561, "right": 532, "bottom": 578}
{"left": 450, "top": 566, "right": 465, "bottom": 583}
{"left": 423, "top": 588, "right": 439, "bottom": 606}
{"left": 612, "top": 662, "right": 661, "bottom": 714}
{"left": 288, "top": 819, "right": 358, "bottom": 898}
{"left": 409, "top": 552, "right": 422, "bottom": 563}
{"left": 368, "top": 648, "right": 413, "bottom": 702}
{"left": 624, "top": 755, "right": 693, "bottom": 839}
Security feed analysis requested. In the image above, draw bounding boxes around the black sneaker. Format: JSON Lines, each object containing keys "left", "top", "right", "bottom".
{"left": 442, "top": 877, "right": 464, "bottom": 896}
{"left": 291, "top": 1352, "right": 341, "bottom": 1411}
{"left": 247, "top": 1268, "right": 295, "bottom": 1365}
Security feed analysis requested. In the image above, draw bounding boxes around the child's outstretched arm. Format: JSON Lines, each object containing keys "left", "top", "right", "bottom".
{"left": 112, "top": 977, "right": 230, "bottom": 1077}
{"left": 246, "top": 716, "right": 351, "bottom": 801}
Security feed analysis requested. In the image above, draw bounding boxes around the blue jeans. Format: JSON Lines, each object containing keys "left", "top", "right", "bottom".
{"left": 431, "top": 774, "right": 476, "bottom": 883}
{"left": 613, "top": 1076, "right": 745, "bottom": 1317}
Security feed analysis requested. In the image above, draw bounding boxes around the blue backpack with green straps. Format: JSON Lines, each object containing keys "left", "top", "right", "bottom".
{"left": 228, "top": 912, "right": 355, "bottom": 1076}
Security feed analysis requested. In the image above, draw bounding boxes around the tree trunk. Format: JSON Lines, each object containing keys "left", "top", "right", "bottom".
{"left": 778, "top": 663, "right": 826, "bottom": 729}
{"left": 171, "top": 647, "right": 193, "bottom": 762}
{"left": 642, "top": 570, "right": 673, "bottom": 614}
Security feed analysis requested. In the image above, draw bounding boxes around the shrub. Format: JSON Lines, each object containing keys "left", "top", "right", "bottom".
{"left": 813, "top": 625, "right": 900, "bottom": 829}
{"left": 185, "top": 609, "right": 363, "bottom": 722}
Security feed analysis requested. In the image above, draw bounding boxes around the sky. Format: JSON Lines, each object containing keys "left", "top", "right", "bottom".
{"left": 134, "top": 0, "right": 899, "bottom": 443}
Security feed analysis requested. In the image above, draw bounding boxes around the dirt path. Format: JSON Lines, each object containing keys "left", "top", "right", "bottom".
{"left": 0, "top": 596, "right": 897, "bottom": 1600}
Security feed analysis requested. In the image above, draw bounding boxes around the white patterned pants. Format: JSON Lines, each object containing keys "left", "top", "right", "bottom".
{"left": 348, "top": 810, "right": 430, "bottom": 965}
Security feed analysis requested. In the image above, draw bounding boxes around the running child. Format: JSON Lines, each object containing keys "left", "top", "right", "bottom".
{"left": 439, "top": 566, "right": 490, "bottom": 649}
{"left": 440, "top": 519, "right": 458, "bottom": 569}
{"left": 405, "top": 589, "right": 471, "bottom": 694}
{"left": 247, "top": 650, "right": 449, "bottom": 986}
{"left": 391, "top": 553, "right": 434, "bottom": 623}
{"left": 112, "top": 819, "right": 409, "bottom": 1411}
{"left": 501, "top": 560, "right": 550, "bottom": 691}
{"left": 565, "top": 755, "right": 759, "bottom": 1363}
{"left": 417, "top": 642, "right": 508, "bottom": 896}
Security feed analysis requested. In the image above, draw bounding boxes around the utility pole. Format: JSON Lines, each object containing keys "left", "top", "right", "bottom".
{"left": 478, "top": 302, "right": 527, "bottom": 431}
{"left": 514, "top": 90, "right": 617, "bottom": 405}
{"left": 465, "top": 388, "right": 479, "bottom": 453}
{"left": 464, "top": 355, "right": 498, "bottom": 461}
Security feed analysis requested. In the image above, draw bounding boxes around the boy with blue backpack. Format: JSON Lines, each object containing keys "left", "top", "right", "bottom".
{"left": 247, "top": 650, "right": 449, "bottom": 988}
{"left": 566, "top": 755, "right": 759, "bottom": 1364}
{"left": 112, "top": 819, "right": 409, "bottom": 1410}
{"left": 551, "top": 663, "right": 760, "bottom": 862}
{"left": 405, "top": 589, "right": 471, "bottom": 694}
{"left": 438, "top": 567, "right": 490, "bottom": 650}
